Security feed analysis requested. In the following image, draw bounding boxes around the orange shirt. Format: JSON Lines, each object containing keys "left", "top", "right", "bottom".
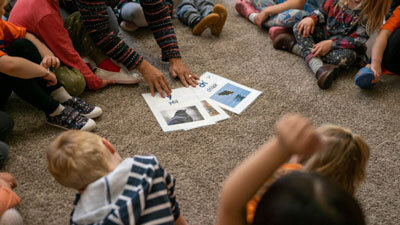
{"left": 246, "top": 163, "right": 303, "bottom": 224}
{"left": 382, "top": 6, "right": 400, "bottom": 33}
{"left": 0, "top": 19, "right": 26, "bottom": 57}
{"left": 0, "top": 187, "right": 21, "bottom": 216}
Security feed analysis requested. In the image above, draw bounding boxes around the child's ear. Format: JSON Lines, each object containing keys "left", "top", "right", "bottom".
{"left": 102, "top": 138, "right": 116, "bottom": 154}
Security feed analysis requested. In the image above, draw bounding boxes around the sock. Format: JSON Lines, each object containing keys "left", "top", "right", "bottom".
{"left": 51, "top": 87, "right": 72, "bottom": 103}
{"left": 308, "top": 57, "right": 324, "bottom": 74}
{"left": 249, "top": 13, "right": 257, "bottom": 23}
{"left": 291, "top": 44, "right": 301, "bottom": 56}
{"left": 97, "top": 58, "right": 120, "bottom": 72}
{"left": 49, "top": 104, "right": 65, "bottom": 117}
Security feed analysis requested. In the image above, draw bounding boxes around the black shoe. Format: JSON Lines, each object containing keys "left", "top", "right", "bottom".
{"left": 316, "top": 64, "right": 340, "bottom": 89}
{"left": 273, "top": 33, "right": 296, "bottom": 52}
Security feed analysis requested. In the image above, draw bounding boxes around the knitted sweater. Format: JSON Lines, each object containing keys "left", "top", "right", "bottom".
{"left": 59, "top": 0, "right": 181, "bottom": 70}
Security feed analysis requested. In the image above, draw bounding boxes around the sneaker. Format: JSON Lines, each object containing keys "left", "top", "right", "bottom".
{"left": 273, "top": 33, "right": 296, "bottom": 52}
{"left": 269, "top": 26, "right": 291, "bottom": 40}
{"left": 63, "top": 97, "right": 103, "bottom": 119}
{"left": 46, "top": 106, "right": 96, "bottom": 131}
{"left": 316, "top": 64, "right": 340, "bottom": 90}
{"left": 95, "top": 67, "right": 142, "bottom": 84}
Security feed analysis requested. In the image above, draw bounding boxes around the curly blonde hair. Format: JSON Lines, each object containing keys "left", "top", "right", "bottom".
{"left": 47, "top": 131, "right": 111, "bottom": 190}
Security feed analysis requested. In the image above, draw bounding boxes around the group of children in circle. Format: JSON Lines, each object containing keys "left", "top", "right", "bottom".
{"left": 0, "top": 0, "right": 399, "bottom": 224}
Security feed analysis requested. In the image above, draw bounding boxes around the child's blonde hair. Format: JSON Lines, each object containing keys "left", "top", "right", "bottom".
{"left": 47, "top": 130, "right": 111, "bottom": 190}
{"left": 337, "top": 0, "right": 391, "bottom": 34}
{"left": 304, "top": 125, "right": 370, "bottom": 195}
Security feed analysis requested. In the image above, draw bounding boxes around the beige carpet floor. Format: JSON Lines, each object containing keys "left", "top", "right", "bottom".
{"left": 2, "top": 0, "right": 400, "bottom": 224}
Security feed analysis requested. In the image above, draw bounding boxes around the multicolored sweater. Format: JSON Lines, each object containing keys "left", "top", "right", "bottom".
{"left": 59, "top": 0, "right": 181, "bottom": 70}
{"left": 308, "top": 0, "right": 368, "bottom": 53}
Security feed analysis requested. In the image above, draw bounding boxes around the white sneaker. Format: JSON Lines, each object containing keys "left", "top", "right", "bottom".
{"left": 95, "top": 68, "right": 142, "bottom": 84}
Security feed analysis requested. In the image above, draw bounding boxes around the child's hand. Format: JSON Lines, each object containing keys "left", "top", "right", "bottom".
{"left": 40, "top": 56, "right": 60, "bottom": 69}
{"left": 312, "top": 40, "right": 333, "bottom": 57}
{"left": 42, "top": 70, "right": 58, "bottom": 86}
{"left": 368, "top": 63, "right": 382, "bottom": 83}
{"left": 0, "top": 172, "right": 17, "bottom": 189}
{"left": 254, "top": 9, "right": 270, "bottom": 28}
{"left": 297, "top": 17, "right": 315, "bottom": 37}
{"left": 275, "top": 114, "right": 322, "bottom": 155}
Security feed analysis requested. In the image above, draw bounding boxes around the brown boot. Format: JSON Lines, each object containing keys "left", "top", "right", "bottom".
{"left": 192, "top": 13, "right": 220, "bottom": 36}
{"left": 211, "top": 4, "right": 227, "bottom": 36}
{"left": 273, "top": 33, "right": 296, "bottom": 52}
{"left": 316, "top": 64, "right": 340, "bottom": 89}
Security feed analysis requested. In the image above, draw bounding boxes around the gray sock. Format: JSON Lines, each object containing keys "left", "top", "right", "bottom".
{"left": 308, "top": 57, "right": 323, "bottom": 74}
{"left": 291, "top": 44, "right": 301, "bottom": 56}
{"left": 50, "top": 87, "right": 72, "bottom": 103}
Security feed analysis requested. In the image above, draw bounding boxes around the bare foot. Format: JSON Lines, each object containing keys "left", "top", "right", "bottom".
{"left": 235, "top": 0, "right": 258, "bottom": 19}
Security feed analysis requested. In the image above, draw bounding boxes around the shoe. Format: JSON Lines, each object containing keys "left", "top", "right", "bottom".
{"left": 235, "top": 0, "right": 258, "bottom": 18}
{"left": 192, "top": 13, "right": 220, "bottom": 36}
{"left": 46, "top": 106, "right": 96, "bottom": 131}
{"left": 211, "top": 4, "right": 227, "bottom": 36}
{"left": 316, "top": 64, "right": 340, "bottom": 90}
{"left": 95, "top": 68, "right": 142, "bottom": 84}
{"left": 355, "top": 67, "right": 376, "bottom": 89}
{"left": 273, "top": 33, "right": 296, "bottom": 52}
{"left": 269, "top": 26, "right": 291, "bottom": 40}
{"left": 63, "top": 97, "right": 103, "bottom": 119}
{"left": 120, "top": 21, "right": 140, "bottom": 32}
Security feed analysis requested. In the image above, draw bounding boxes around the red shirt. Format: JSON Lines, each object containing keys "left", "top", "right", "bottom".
{"left": 0, "top": 19, "right": 26, "bottom": 57}
{"left": 9, "top": 0, "right": 103, "bottom": 90}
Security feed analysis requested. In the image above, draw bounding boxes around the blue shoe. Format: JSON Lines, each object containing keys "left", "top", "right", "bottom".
{"left": 355, "top": 67, "right": 376, "bottom": 89}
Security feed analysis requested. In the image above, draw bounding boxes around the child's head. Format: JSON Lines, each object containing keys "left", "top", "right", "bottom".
{"left": 304, "top": 125, "right": 370, "bottom": 195}
{"left": 337, "top": 0, "right": 391, "bottom": 34}
{"left": 253, "top": 172, "right": 366, "bottom": 225}
{"left": 47, "top": 130, "right": 116, "bottom": 190}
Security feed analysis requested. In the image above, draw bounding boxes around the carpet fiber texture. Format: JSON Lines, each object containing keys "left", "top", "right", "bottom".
{"left": 2, "top": 1, "right": 400, "bottom": 224}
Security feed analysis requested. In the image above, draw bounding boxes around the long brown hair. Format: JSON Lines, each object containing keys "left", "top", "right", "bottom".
{"left": 304, "top": 125, "right": 370, "bottom": 195}
{"left": 337, "top": 0, "right": 391, "bottom": 34}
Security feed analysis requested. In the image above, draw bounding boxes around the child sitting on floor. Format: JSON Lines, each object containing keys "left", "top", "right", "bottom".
{"left": 218, "top": 114, "right": 366, "bottom": 225}
{"left": 177, "top": 0, "right": 227, "bottom": 36}
{"left": 235, "top": 0, "right": 320, "bottom": 40}
{"left": 0, "top": 0, "right": 100, "bottom": 131}
{"left": 274, "top": 0, "right": 390, "bottom": 89}
{"left": 47, "top": 130, "right": 188, "bottom": 225}
{"left": 355, "top": 3, "right": 400, "bottom": 88}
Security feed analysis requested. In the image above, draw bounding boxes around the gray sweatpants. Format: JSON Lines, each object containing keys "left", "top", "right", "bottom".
{"left": 177, "top": 0, "right": 214, "bottom": 27}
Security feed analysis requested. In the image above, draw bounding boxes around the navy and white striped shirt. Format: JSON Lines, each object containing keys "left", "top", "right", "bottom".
{"left": 70, "top": 155, "right": 180, "bottom": 225}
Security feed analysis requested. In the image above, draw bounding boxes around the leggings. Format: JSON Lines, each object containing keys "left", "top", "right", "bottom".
{"left": 382, "top": 28, "right": 400, "bottom": 74}
{"left": 252, "top": 0, "right": 313, "bottom": 28}
{"left": 0, "top": 39, "right": 60, "bottom": 115}
{"left": 293, "top": 23, "right": 358, "bottom": 67}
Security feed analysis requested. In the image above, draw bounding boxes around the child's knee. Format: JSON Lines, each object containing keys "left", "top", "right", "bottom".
{"left": 0, "top": 208, "right": 23, "bottom": 225}
{"left": 55, "top": 66, "right": 86, "bottom": 96}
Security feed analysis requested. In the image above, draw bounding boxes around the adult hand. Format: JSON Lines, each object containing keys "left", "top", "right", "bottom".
{"left": 312, "top": 40, "right": 333, "bottom": 57}
{"left": 0, "top": 172, "right": 17, "bottom": 189}
{"left": 275, "top": 114, "right": 322, "bottom": 155}
{"left": 40, "top": 56, "right": 60, "bottom": 69}
{"left": 297, "top": 17, "right": 315, "bottom": 38}
{"left": 368, "top": 63, "right": 382, "bottom": 83}
{"left": 137, "top": 60, "right": 171, "bottom": 98}
{"left": 42, "top": 70, "right": 58, "bottom": 87}
{"left": 254, "top": 8, "right": 270, "bottom": 28}
{"left": 169, "top": 58, "right": 198, "bottom": 88}
{"left": 101, "top": 79, "right": 116, "bottom": 88}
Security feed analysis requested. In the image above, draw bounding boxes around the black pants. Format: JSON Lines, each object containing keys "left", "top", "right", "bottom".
{"left": 382, "top": 28, "right": 400, "bottom": 74}
{"left": 0, "top": 111, "right": 12, "bottom": 168}
{"left": 0, "top": 39, "right": 60, "bottom": 115}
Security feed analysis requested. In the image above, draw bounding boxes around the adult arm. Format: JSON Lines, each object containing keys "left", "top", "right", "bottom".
{"left": 35, "top": 15, "right": 104, "bottom": 90}
{"left": 217, "top": 114, "right": 322, "bottom": 225}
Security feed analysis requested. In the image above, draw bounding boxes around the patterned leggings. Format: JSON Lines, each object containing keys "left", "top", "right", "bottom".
{"left": 293, "top": 22, "right": 358, "bottom": 67}
{"left": 252, "top": 0, "right": 311, "bottom": 28}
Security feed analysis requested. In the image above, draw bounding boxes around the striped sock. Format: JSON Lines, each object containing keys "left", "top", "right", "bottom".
{"left": 308, "top": 57, "right": 323, "bottom": 74}
{"left": 291, "top": 44, "right": 301, "bottom": 56}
